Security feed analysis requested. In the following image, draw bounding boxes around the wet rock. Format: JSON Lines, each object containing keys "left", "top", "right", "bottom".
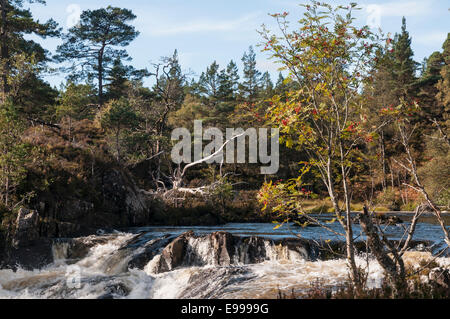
{"left": 127, "top": 235, "right": 174, "bottom": 269}
{"left": 149, "top": 231, "right": 317, "bottom": 274}
{"left": 429, "top": 268, "right": 450, "bottom": 289}
{"left": 3, "top": 239, "right": 54, "bottom": 271}
{"left": 52, "top": 235, "right": 113, "bottom": 261}
{"left": 98, "top": 283, "right": 131, "bottom": 299}
{"left": 153, "top": 231, "right": 193, "bottom": 273}
{"left": 210, "top": 231, "right": 236, "bottom": 265}
{"left": 179, "top": 267, "right": 253, "bottom": 299}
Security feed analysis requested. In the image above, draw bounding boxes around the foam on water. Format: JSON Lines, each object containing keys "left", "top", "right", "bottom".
{"left": 1, "top": 230, "right": 449, "bottom": 299}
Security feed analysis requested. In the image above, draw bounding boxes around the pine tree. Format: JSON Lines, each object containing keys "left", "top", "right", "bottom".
{"left": 417, "top": 51, "right": 444, "bottom": 122}
{"left": 198, "top": 61, "right": 220, "bottom": 101}
{"left": 240, "top": 46, "right": 262, "bottom": 100}
{"left": 98, "top": 98, "right": 139, "bottom": 162}
{"left": 218, "top": 60, "right": 239, "bottom": 101}
{"left": 0, "top": 101, "right": 31, "bottom": 207}
{"left": 436, "top": 34, "right": 450, "bottom": 133}
{"left": 153, "top": 49, "right": 185, "bottom": 109}
{"left": 56, "top": 81, "right": 97, "bottom": 138}
{"left": 55, "top": 6, "right": 139, "bottom": 107}
{"left": 392, "top": 17, "right": 417, "bottom": 100}
{"left": 260, "top": 71, "right": 274, "bottom": 97}
{"left": 0, "top": 0, "right": 59, "bottom": 101}
{"left": 105, "top": 57, "right": 148, "bottom": 101}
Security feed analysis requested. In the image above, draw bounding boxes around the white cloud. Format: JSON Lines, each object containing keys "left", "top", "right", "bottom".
{"left": 364, "top": 0, "right": 434, "bottom": 18}
{"left": 141, "top": 12, "right": 262, "bottom": 37}
{"left": 415, "top": 31, "right": 448, "bottom": 46}
{"left": 257, "top": 59, "right": 283, "bottom": 74}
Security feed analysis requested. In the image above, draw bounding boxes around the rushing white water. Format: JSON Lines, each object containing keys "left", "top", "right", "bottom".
{"left": 0, "top": 227, "right": 449, "bottom": 299}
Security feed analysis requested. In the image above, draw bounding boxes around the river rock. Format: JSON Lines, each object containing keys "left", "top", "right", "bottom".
{"left": 148, "top": 231, "right": 317, "bottom": 274}
{"left": 127, "top": 234, "right": 175, "bottom": 269}
{"left": 98, "top": 282, "right": 131, "bottom": 299}
{"left": 153, "top": 231, "right": 193, "bottom": 273}
{"left": 179, "top": 267, "right": 252, "bottom": 299}
{"left": 100, "top": 169, "right": 150, "bottom": 226}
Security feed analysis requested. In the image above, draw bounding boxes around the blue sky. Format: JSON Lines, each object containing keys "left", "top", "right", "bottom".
{"left": 27, "top": 0, "right": 449, "bottom": 88}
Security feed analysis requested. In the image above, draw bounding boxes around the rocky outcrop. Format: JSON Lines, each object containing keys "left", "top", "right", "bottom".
{"left": 2, "top": 231, "right": 116, "bottom": 270}
{"left": 138, "top": 231, "right": 434, "bottom": 275}
{"left": 100, "top": 169, "right": 151, "bottom": 226}
{"left": 127, "top": 235, "right": 175, "bottom": 269}
{"left": 146, "top": 231, "right": 317, "bottom": 274}
{"left": 12, "top": 208, "right": 40, "bottom": 248}
{"left": 151, "top": 231, "right": 193, "bottom": 273}
{"left": 27, "top": 168, "right": 152, "bottom": 241}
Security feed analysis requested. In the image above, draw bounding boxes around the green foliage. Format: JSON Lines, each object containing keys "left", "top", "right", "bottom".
{"left": 0, "top": 0, "right": 59, "bottom": 100}
{"left": 55, "top": 6, "right": 139, "bottom": 106}
{"left": 208, "top": 175, "right": 234, "bottom": 215}
{"left": 259, "top": 0, "right": 383, "bottom": 216}
{"left": 391, "top": 17, "right": 418, "bottom": 99}
{"left": 0, "top": 101, "right": 33, "bottom": 207}
{"left": 105, "top": 57, "right": 148, "bottom": 101}
{"left": 57, "top": 81, "right": 97, "bottom": 121}
{"left": 168, "top": 94, "right": 210, "bottom": 130}
{"left": 418, "top": 136, "right": 450, "bottom": 207}
{"left": 239, "top": 46, "right": 262, "bottom": 100}
{"left": 98, "top": 98, "right": 140, "bottom": 162}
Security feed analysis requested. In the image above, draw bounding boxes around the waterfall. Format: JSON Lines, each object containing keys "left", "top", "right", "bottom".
{"left": 0, "top": 228, "right": 448, "bottom": 299}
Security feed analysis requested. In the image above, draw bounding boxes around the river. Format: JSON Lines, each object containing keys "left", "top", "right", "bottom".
{"left": 0, "top": 214, "right": 449, "bottom": 299}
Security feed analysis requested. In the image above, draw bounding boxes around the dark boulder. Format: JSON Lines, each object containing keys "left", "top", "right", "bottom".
{"left": 98, "top": 282, "right": 131, "bottom": 299}
{"left": 147, "top": 231, "right": 317, "bottom": 274}
{"left": 12, "top": 208, "right": 40, "bottom": 248}
{"left": 152, "top": 231, "right": 193, "bottom": 273}
{"left": 127, "top": 234, "right": 174, "bottom": 269}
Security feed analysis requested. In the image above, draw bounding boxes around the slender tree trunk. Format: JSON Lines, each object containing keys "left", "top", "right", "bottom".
{"left": 0, "top": 0, "right": 10, "bottom": 101}
{"left": 68, "top": 116, "right": 72, "bottom": 142}
{"left": 115, "top": 128, "right": 120, "bottom": 163}
{"left": 339, "top": 141, "right": 361, "bottom": 292}
{"left": 389, "top": 161, "right": 395, "bottom": 189}
{"left": 360, "top": 206, "right": 407, "bottom": 297}
{"left": 399, "top": 123, "right": 450, "bottom": 247}
{"left": 4, "top": 173, "right": 9, "bottom": 207}
{"left": 380, "top": 131, "right": 387, "bottom": 192}
{"left": 323, "top": 141, "right": 361, "bottom": 293}
{"left": 98, "top": 47, "right": 105, "bottom": 107}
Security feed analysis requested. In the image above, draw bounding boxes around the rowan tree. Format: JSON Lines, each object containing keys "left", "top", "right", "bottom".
{"left": 257, "top": 1, "right": 384, "bottom": 290}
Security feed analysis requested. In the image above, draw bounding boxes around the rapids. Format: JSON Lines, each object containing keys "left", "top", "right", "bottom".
{"left": 0, "top": 218, "right": 449, "bottom": 299}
